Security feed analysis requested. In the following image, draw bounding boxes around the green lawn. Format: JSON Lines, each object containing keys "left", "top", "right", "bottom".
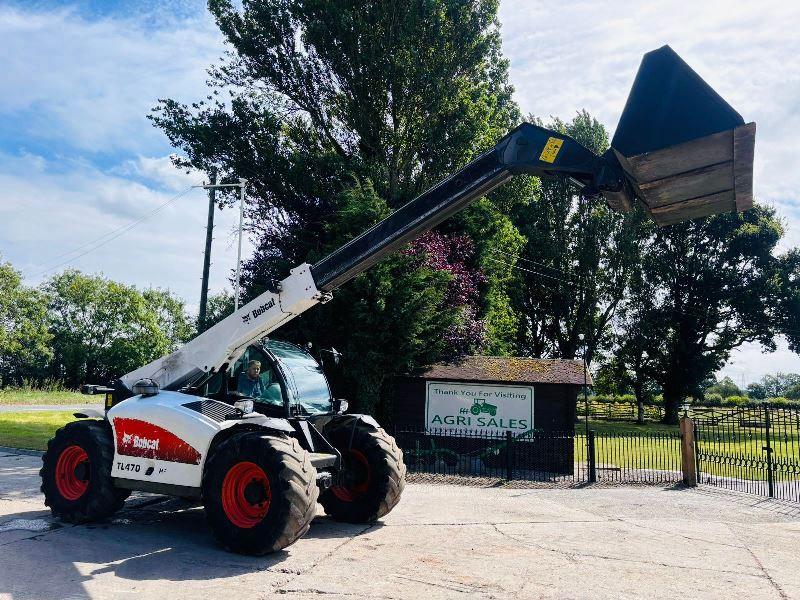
{"left": 0, "top": 389, "right": 88, "bottom": 406}
{"left": 574, "top": 420, "right": 682, "bottom": 472}
{"left": 0, "top": 411, "right": 78, "bottom": 451}
{"left": 576, "top": 418, "right": 800, "bottom": 481}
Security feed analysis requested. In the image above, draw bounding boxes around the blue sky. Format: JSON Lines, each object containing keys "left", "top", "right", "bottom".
{"left": 0, "top": 0, "right": 798, "bottom": 384}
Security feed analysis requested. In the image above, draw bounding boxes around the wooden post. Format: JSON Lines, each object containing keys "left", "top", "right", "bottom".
{"left": 679, "top": 414, "right": 697, "bottom": 487}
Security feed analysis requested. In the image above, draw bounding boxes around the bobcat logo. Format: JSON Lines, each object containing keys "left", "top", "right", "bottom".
{"left": 120, "top": 431, "right": 159, "bottom": 451}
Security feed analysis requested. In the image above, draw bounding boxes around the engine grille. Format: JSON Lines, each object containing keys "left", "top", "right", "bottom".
{"left": 182, "top": 400, "right": 234, "bottom": 423}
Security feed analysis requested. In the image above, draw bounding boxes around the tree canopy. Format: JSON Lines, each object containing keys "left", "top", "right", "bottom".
{"left": 0, "top": 260, "right": 52, "bottom": 386}
{"left": 612, "top": 204, "right": 795, "bottom": 422}
{"left": 150, "top": 0, "right": 530, "bottom": 416}
{"left": 43, "top": 271, "right": 192, "bottom": 388}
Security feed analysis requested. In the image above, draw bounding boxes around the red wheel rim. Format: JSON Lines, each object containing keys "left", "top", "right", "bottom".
{"left": 331, "top": 449, "right": 371, "bottom": 502}
{"left": 55, "top": 445, "right": 90, "bottom": 501}
{"left": 221, "top": 461, "right": 271, "bottom": 528}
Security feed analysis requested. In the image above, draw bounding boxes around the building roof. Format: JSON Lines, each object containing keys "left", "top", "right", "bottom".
{"left": 420, "top": 355, "right": 592, "bottom": 386}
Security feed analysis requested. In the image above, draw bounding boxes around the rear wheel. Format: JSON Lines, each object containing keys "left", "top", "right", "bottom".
{"left": 320, "top": 423, "right": 405, "bottom": 523}
{"left": 40, "top": 420, "right": 127, "bottom": 523}
{"left": 202, "top": 433, "right": 318, "bottom": 555}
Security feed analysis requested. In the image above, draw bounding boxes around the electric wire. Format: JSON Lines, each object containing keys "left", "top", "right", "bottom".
{"left": 29, "top": 184, "right": 200, "bottom": 279}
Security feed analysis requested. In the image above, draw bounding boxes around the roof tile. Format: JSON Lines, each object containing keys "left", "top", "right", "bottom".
{"left": 420, "top": 356, "right": 592, "bottom": 386}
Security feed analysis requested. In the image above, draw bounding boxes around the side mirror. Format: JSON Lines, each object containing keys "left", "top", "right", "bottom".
{"left": 332, "top": 399, "right": 349, "bottom": 414}
{"left": 321, "top": 347, "right": 342, "bottom": 366}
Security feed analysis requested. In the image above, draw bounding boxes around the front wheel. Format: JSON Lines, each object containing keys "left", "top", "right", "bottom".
{"left": 40, "top": 420, "right": 127, "bottom": 523}
{"left": 320, "top": 424, "right": 405, "bottom": 524}
{"left": 202, "top": 433, "right": 318, "bottom": 555}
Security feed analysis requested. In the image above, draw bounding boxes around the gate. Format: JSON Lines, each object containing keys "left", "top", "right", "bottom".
{"left": 694, "top": 405, "right": 800, "bottom": 502}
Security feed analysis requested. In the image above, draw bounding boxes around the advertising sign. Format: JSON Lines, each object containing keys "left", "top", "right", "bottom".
{"left": 425, "top": 381, "right": 534, "bottom": 434}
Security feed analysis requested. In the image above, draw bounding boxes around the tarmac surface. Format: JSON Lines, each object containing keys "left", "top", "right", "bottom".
{"left": 1, "top": 450, "right": 799, "bottom": 599}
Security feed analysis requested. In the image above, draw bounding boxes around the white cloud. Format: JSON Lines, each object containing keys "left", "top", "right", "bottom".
{"left": 0, "top": 151, "right": 251, "bottom": 304}
{"left": 0, "top": 6, "right": 223, "bottom": 154}
{"left": 719, "top": 338, "right": 800, "bottom": 388}
{"left": 117, "top": 155, "right": 203, "bottom": 191}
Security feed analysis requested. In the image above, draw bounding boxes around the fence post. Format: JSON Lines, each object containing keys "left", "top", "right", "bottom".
{"left": 587, "top": 430, "right": 597, "bottom": 483}
{"left": 763, "top": 406, "right": 774, "bottom": 498}
{"left": 679, "top": 414, "right": 697, "bottom": 487}
{"left": 505, "top": 430, "right": 514, "bottom": 481}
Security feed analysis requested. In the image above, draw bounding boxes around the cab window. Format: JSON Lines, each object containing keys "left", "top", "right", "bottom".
{"left": 266, "top": 340, "right": 331, "bottom": 414}
{"left": 231, "top": 347, "right": 284, "bottom": 408}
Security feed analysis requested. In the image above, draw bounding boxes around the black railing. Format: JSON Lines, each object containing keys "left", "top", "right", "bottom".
{"left": 577, "top": 399, "right": 665, "bottom": 422}
{"left": 694, "top": 405, "right": 800, "bottom": 502}
{"left": 395, "top": 427, "right": 682, "bottom": 486}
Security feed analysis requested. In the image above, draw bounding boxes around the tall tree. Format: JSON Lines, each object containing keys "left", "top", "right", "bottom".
{"left": 0, "top": 260, "right": 52, "bottom": 386}
{"left": 618, "top": 204, "right": 794, "bottom": 423}
{"left": 510, "top": 111, "right": 645, "bottom": 365}
{"left": 150, "top": 0, "right": 528, "bottom": 415}
{"left": 44, "top": 271, "right": 192, "bottom": 388}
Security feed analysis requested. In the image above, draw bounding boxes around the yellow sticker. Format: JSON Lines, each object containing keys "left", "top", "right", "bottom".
{"left": 539, "top": 137, "right": 564, "bottom": 164}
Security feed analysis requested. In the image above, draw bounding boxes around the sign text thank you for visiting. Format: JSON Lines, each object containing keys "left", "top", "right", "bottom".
{"left": 425, "top": 382, "right": 534, "bottom": 434}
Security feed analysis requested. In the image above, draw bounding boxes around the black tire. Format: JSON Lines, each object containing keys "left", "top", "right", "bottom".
{"left": 40, "top": 420, "right": 127, "bottom": 523}
{"left": 202, "top": 433, "right": 318, "bottom": 555}
{"left": 320, "top": 424, "right": 405, "bottom": 524}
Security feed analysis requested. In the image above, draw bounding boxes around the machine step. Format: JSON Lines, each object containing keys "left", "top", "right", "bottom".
{"left": 309, "top": 452, "right": 337, "bottom": 468}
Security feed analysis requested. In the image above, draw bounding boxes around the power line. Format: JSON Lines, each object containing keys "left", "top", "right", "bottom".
{"left": 484, "top": 256, "right": 577, "bottom": 287}
{"left": 488, "top": 248, "right": 578, "bottom": 282}
{"left": 489, "top": 252, "right": 800, "bottom": 338}
{"left": 29, "top": 184, "right": 199, "bottom": 279}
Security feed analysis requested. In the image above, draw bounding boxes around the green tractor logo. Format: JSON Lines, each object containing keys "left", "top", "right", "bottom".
{"left": 470, "top": 398, "right": 497, "bottom": 417}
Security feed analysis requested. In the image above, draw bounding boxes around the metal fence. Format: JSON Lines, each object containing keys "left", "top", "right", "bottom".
{"left": 694, "top": 405, "right": 800, "bottom": 502}
{"left": 395, "top": 427, "right": 683, "bottom": 486}
{"left": 578, "top": 400, "right": 665, "bottom": 422}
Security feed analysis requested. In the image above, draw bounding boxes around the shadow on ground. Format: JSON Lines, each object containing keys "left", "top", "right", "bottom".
{"left": 0, "top": 496, "right": 378, "bottom": 599}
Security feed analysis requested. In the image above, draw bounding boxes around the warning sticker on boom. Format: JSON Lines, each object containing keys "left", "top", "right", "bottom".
{"left": 539, "top": 137, "right": 564, "bottom": 163}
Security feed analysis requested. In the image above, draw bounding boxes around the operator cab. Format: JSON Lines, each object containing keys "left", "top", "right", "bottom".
{"left": 196, "top": 339, "right": 334, "bottom": 418}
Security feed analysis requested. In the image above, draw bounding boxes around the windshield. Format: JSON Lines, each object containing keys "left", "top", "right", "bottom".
{"left": 266, "top": 340, "right": 332, "bottom": 414}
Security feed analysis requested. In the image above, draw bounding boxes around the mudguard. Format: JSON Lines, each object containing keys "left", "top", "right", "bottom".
{"left": 317, "top": 413, "right": 382, "bottom": 432}
{"left": 73, "top": 408, "right": 106, "bottom": 419}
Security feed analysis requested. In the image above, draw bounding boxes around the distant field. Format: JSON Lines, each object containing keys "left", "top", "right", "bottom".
{"left": 0, "top": 411, "right": 76, "bottom": 451}
{"left": 0, "top": 389, "right": 88, "bottom": 406}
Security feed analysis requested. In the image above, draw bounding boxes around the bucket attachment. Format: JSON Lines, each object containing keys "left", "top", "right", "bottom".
{"left": 605, "top": 45, "right": 755, "bottom": 226}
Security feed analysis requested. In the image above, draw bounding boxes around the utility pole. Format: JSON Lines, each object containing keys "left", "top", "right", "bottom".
{"left": 198, "top": 168, "right": 217, "bottom": 332}
{"left": 234, "top": 178, "right": 246, "bottom": 311}
{"left": 193, "top": 177, "right": 248, "bottom": 324}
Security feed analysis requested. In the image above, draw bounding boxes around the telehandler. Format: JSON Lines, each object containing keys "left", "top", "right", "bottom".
{"left": 40, "top": 46, "right": 755, "bottom": 554}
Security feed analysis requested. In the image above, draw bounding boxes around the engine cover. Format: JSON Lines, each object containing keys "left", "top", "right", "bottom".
{"left": 107, "top": 391, "right": 289, "bottom": 488}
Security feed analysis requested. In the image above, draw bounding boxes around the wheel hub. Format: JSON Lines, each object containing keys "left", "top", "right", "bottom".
{"left": 331, "top": 449, "right": 371, "bottom": 502}
{"left": 55, "top": 445, "right": 90, "bottom": 501}
{"left": 243, "top": 479, "right": 268, "bottom": 505}
{"left": 221, "top": 461, "right": 272, "bottom": 528}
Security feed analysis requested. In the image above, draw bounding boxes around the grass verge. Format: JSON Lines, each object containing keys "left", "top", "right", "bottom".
{"left": 0, "top": 389, "right": 87, "bottom": 406}
{"left": 0, "top": 411, "right": 77, "bottom": 451}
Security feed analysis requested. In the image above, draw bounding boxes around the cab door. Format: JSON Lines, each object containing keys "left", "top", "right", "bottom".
{"left": 230, "top": 346, "right": 289, "bottom": 417}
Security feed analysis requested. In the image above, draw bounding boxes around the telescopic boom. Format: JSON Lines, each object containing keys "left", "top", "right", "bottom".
{"left": 102, "top": 46, "right": 754, "bottom": 397}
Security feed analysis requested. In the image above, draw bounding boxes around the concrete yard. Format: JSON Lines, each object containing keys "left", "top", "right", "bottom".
{"left": 1, "top": 450, "right": 799, "bottom": 599}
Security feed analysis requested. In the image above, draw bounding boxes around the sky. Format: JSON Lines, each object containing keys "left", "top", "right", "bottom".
{"left": 0, "top": 0, "right": 798, "bottom": 385}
